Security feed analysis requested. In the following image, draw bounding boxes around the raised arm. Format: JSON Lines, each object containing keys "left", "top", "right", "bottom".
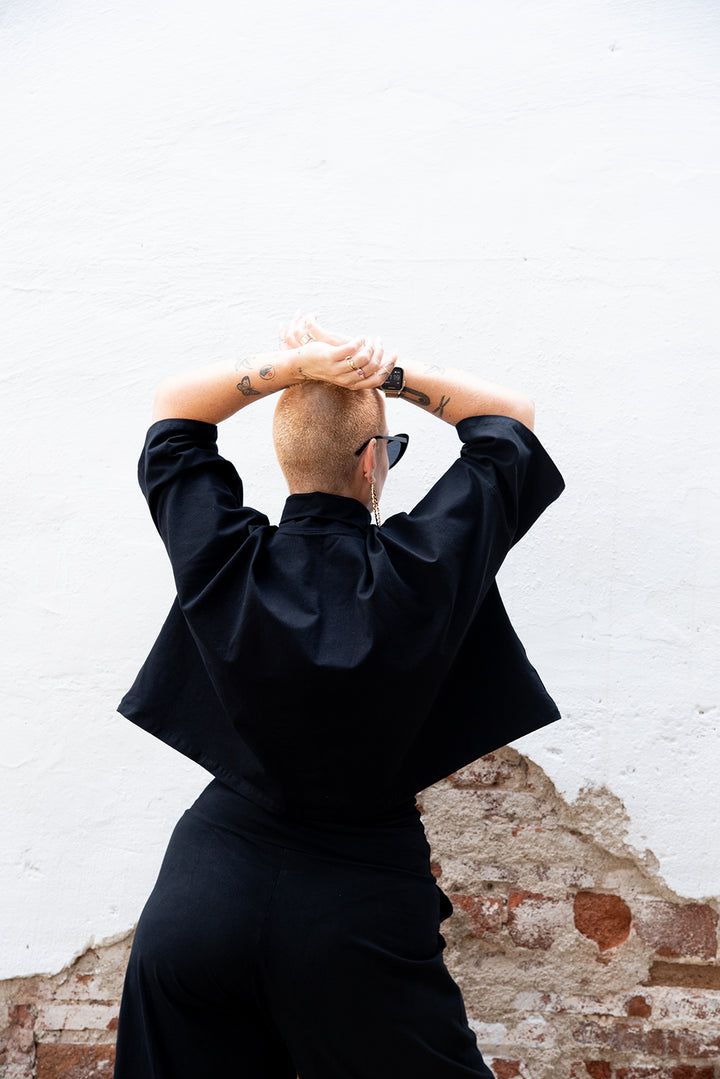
{"left": 151, "top": 336, "right": 390, "bottom": 424}
{"left": 284, "top": 316, "right": 535, "bottom": 432}
{"left": 388, "top": 359, "right": 535, "bottom": 431}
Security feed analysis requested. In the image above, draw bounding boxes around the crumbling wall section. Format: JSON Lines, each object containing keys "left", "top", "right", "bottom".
{"left": 2, "top": 749, "right": 719, "bottom": 1078}
{"left": 0, "top": 937, "right": 130, "bottom": 1079}
{"left": 424, "top": 749, "right": 720, "bottom": 1077}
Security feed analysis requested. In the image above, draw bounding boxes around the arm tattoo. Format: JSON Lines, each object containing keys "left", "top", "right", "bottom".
{"left": 237, "top": 375, "right": 261, "bottom": 396}
{"left": 400, "top": 385, "right": 431, "bottom": 406}
{"left": 297, "top": 366, "right": 311, "bottom": 381}
{"left": 233, "top": 356, "right": 253, "bottom": 372}
{"left": 423, "top": 363, "right": 447, "bottom": 375}
{"left": 432, "top": 394, "right": 451, "bottom": 419}
{"left": 259, "top": 364, "right": 275, "bottom": 380}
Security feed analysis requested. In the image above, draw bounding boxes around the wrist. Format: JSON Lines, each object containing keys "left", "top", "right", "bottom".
{"left": 274, "top": 351, "right": 302, "bottom": 388}
{"left": 393, "top": 359, "right": 432, "bottom": 408}
{"left": 381, "top": 365, "right": 405, "bottom": 397}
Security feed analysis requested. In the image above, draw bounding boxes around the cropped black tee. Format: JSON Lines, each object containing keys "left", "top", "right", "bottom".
{"left": 119, "top": 414, "right": 565, "bottom": 821}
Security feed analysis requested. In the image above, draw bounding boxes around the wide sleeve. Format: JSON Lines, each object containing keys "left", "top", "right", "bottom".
{"left": 139, "top": 418, "right": 269, "bottom": 607}
{"left": 387, "top": 416, "right": 565, "bottom": 795}
{"left": 379, "top": 415, "right": 564, "bottom": 639}
{"left": 425, "top": 413, "right": 563, "bottom": 546}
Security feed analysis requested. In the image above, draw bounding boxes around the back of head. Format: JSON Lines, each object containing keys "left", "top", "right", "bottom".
{"left": 273, "top": 382, "right": 385, "bottom": 494}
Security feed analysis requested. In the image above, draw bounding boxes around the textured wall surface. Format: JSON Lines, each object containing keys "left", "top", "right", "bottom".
{"left": 1, "top": 0, "right": 719, "bottom": 1009}
{"left": 2, "top": 752, "right": 719, "bottom": 1078}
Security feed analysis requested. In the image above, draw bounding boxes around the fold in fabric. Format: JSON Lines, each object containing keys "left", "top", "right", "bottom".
{"left": 119, "top": 414, "right": 565, "bottom": 821}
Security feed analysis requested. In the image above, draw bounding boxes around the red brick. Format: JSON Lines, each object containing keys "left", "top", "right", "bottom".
{"left": 573, "top": 1019, "right": 720, "bottom": 1058}
{"left": 634, "top": 900, "right": 718, "bottom": 960}
{"left": 508, "top": 889, "right": 569, "bottom": 949}
{"left": 625, "top": 995, "right": 652, "bottom": 1018}
{"left": 7, "top": 1004, "right": 34, "bottom": 1025}
{"left": 646, "top": 962, "right": 720, "bottom": 989}
{"left": 574, "top": 892, "right": 632, "bottom": 952}
{"left": 586, "top": 1064, "right": 612, "bottom": 1079}
{"left": 2, "top": 1002, "right": 36, "bottom": 1061}
{"left": 570, "top": 1065, "right": 613, "bottom": 1079}
{"left": 36, "top": 1043, "right": 115, "bottom": 1079}
{"left": 450, "top": 894, "right": 504, "bottom": 938}
{"left": 652, "top": 992, "right": 720, "bottom": 1025}
{"left": 569, "top": 1065, "right": 714, "bottom": 1079}
{"left": 492, "top": 1060, "right": 523, "bottom": 1079}
{"left": 616, "top": 1070, "right": 714, "bottom": 1079}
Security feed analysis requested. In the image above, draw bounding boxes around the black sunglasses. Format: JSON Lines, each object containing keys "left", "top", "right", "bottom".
{"left": 354, "top": 433, "right": 409, "bottom": 469}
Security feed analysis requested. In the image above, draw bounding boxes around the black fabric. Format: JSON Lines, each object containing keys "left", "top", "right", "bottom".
{"left": 114, "top": 779, "right": 494, "bottom": 1079}
{"left": 119, "top": 414, "right": 564, "bottom": 820}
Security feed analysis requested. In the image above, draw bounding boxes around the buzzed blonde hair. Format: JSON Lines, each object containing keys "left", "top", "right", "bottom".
{"left": 273, "top": 382, "right": 386, "bottom": 494}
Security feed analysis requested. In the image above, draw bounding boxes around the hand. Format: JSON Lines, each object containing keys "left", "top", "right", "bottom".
{"left": 293, "top": 335, "right": 396, "bottom": 391}
{"left": 281, "top": 312, "right": 396, "bottom": 389}
{"left": 280, "top": 312, "right": 351, "bottom": 350}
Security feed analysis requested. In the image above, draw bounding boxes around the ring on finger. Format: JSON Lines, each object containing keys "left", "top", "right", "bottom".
{"left": 347, "top": 358, "right": 358, "bottom": 371}
{"left": 300, "top": 332, "right": 314, "bottom": 345}
{"left": 357, "top": 368, "right": 366, "bottom": 379}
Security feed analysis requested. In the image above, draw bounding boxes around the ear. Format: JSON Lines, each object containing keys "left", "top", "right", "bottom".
{"left": 359, "top": 438, "right": 377, "bottom": 484}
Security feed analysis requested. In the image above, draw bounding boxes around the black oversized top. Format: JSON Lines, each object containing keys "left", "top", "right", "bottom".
{"left": 119, "top": 414, "right": 564, "bottom": 822}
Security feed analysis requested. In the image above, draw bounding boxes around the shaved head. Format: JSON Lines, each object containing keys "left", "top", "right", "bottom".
{"left": 273, "top": 382, "right": 386, "bottom": 494}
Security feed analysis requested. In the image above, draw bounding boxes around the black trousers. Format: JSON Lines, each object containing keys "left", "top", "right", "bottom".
{"left": 114, "top": 780, "right": 494, "bottom": 1079}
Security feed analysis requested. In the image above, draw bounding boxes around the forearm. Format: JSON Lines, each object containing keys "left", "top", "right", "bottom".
{"left": 152, "top": 351, "right": 303, "bottom": 424}
{"left": 397, "top": 359, "right": 535, "bottom": 431}
{"left": 285, "top": 317, "right": 535, "bottom": 431}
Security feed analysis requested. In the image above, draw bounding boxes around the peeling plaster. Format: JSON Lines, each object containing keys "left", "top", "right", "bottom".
{"left": 2, "top": 0, "right": 720, "bottom": 980}
{"left": 2, "top": 752, "right": 719, "bottom": 1079}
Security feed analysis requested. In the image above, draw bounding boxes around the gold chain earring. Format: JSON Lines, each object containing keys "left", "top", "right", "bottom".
{"left": 370, "top": 481, "right": 382, "bottom": 528}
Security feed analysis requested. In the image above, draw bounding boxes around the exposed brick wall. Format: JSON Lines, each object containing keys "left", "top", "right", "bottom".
{"left": 421, "top": 748, "right": 720, "bottom": 1078}
{"left": 0, "top": 938, "right": 129, "bottom": 1079}
{"left": 2, "top": 749, "right": 719, "bottom": 1079}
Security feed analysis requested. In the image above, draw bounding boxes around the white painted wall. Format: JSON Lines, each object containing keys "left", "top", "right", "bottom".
{"left": 2, "top": 0, "right": 718, "bottom": 978}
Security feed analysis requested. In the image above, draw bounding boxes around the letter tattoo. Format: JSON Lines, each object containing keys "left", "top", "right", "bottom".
{"left": 432, "top": 395, "right": 451, "bottom": 419}
{"left": 237, "top": 375, "right": 261, "bottom": 396}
